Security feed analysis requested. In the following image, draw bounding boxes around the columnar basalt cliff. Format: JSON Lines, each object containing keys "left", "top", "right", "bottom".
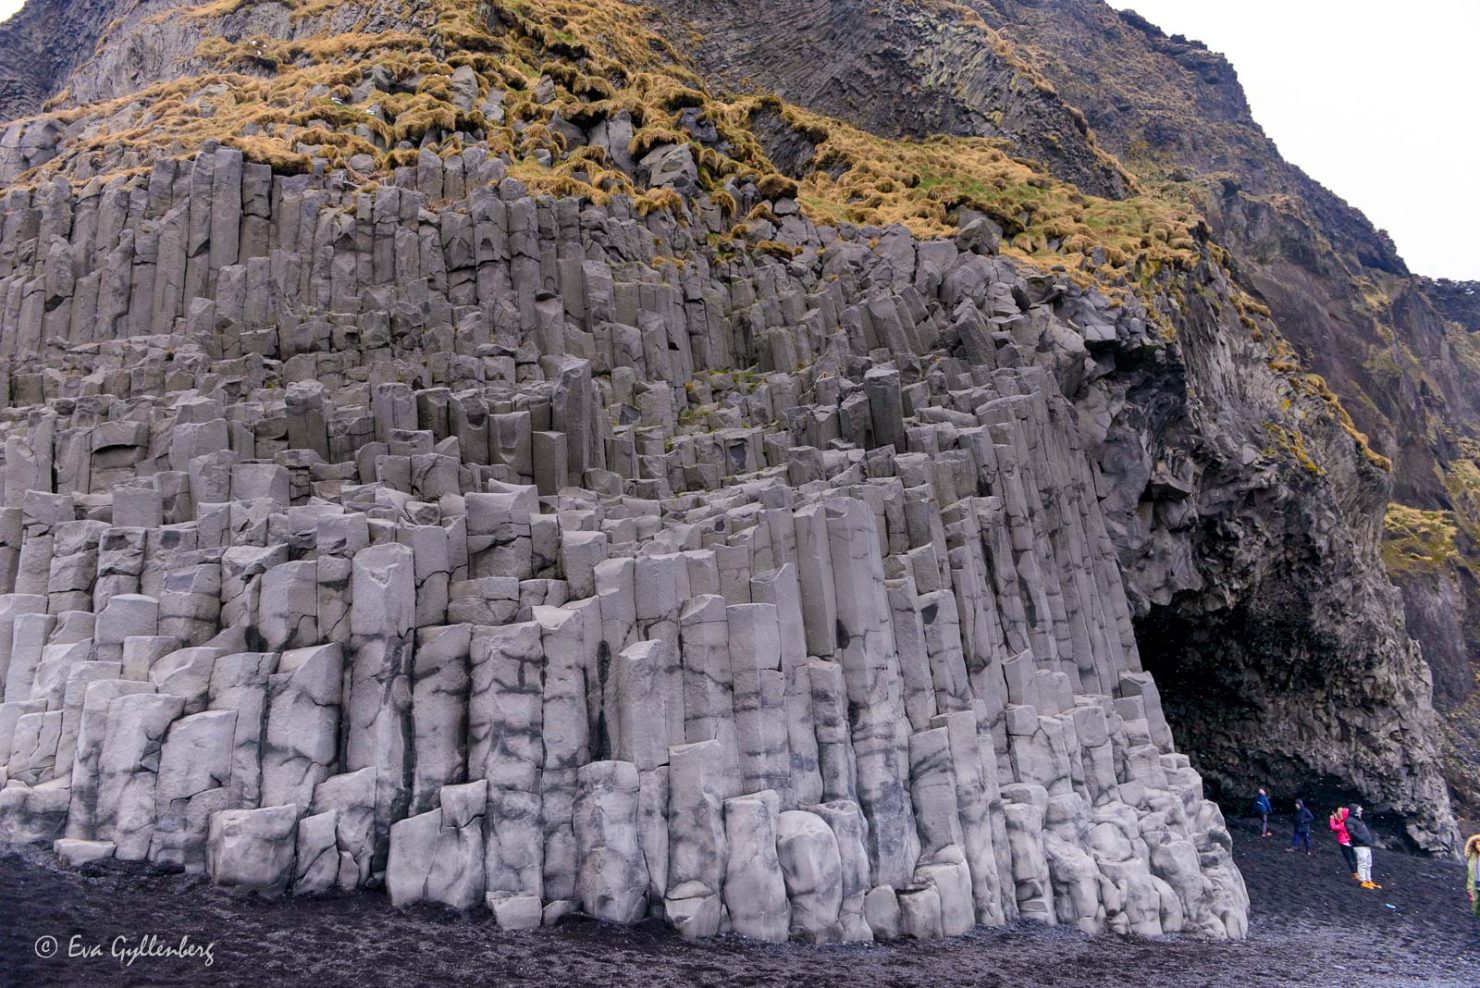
{"left": 646, "top": 0, "right": 1472, "bottom": 838}
{"left": 0, "top": 0, "right": 1459, "bottom": 945}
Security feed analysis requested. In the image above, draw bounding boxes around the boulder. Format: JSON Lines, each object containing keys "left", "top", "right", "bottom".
{"left": 207, "top": 804, "right": 302, "bottom": 896}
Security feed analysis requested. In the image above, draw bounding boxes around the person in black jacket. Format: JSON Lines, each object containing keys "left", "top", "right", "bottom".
{"left": 1347, "top": 804, "right": 1382, "bottom": 889}
{"left": 1288, "top": 798, "right": 1315, "bottom": 854}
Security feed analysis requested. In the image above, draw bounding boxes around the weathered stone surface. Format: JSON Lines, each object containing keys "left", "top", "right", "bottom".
{"left": 206, "top": 803, "right": 302, "bottom": 896}
{"left": 63, "top": 679, "right": 154, "bottom": 840}
{"left": 54, "top": 837, "right": 117, "bottom": 867}
{"left": 386, "top": 779, "right": 487, "bottom": 911}
{"left": 664, "top": 739, "right": 731, "bottom": 938}
{"left": 409, "top": 626, "right": 467, "bottom": 814}
{"left": 811, "top": 799, "right": 874, "bottom": 942}
{"left": 471, "top": 622, "right": 545, "bottom": 914}
{"left": 574, "top": 760, "right": 647, "bottom": 924}
{"left": 291, "top": 809, "right": 341, "bottom": 895}
{"left": 150, "top": 708, "right": 236, "bottom": 872}
{"left": 776, "top": 809, "right": 843, "bottom": 942}
{"left": 0, "top": 781, "right": 71, "bottom": 844}
{"left": 0, "top": 72, "right": 1310, "bottom": 942}
{"left": 308, "top": 768, "right": 377, "bottom": 892}
{"left": 864, "top": 884, "right": 900, "bottom": 940}
{"left": 723, "top": 791, "right": 789, "bottom": 942}
{"left": 261, "top": 644, "right": 342, "bottom": 811}
{"left": 207, "top": 651, "right": 276, "bottom": 810}
{"left": 95, "top": 693, "right": 185, "bottom": 861}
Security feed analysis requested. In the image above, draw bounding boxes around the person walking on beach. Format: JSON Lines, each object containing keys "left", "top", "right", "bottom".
{"left": 1465, "top": 834, "right": 1480, "bottom": 918}
{"left": 1288, "top": 798, "right": 1314, "bottom": 854}
{"left": 1347, "top": 805, "right": 1381, "bottom": 890}
{"left": 1330, "top": 806, "right": 1358, "bottom": 879}
{"left": 1254, "top": 788, "right": 1273, "bottom": 838}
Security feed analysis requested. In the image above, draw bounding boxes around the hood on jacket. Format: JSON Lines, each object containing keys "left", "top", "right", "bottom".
{"left": 1465, "top": 833, "right": 1480, "bottom": 858}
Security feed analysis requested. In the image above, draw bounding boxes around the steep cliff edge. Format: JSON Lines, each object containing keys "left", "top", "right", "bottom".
{"left": 965, "top": 0, "right": 1480, "bottom": 815}
{"left": 640, "top": 0, "right": 1131, "bottom": 200}
{"left": 0, "top": 0, "right": 1457, "bottom": 901}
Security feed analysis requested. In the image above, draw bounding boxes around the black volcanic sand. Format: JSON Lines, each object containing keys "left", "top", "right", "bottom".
{"left": 3, "top": 817, "right": 1477, "bottom": 988}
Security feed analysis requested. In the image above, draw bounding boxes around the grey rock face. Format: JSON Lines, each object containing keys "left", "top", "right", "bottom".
{"left": 664, "top": 739, "right": 732, "bottom": 938}
{"left": 723, "top": 792, "right": 790, "bottom": 942}
{"left": 261, "top": 644, "right": 342, "bottom": 811}
{"left": 54, "top": 837, "right": 116, "bottom": 867}
{"left": 776, "top": 809, "right": 843, "bottom": 942}
{"left": 0, "top": 144, "right": 1286, "bottom": 944}
{"left": 150, "top": 708, "right": 236, "bottom": 872}
{"left": 304, "top": 767, "right": 377, "bottom": 893}
{"left": 95, "top": 692, "right": 185, "bottom": 861}
{"left": 0, "top": 780, "right": 69, "bottom": 843}
{"left": 574, "top": 760, "right": 647, "bottom": 923}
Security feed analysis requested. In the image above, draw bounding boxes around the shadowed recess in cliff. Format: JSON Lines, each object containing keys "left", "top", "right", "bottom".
{"left": 1136, "top": 579, "right": 1452, "bottom": 852}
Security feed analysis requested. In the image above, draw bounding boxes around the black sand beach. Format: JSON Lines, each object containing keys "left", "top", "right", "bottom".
{"left": 3, "top": 817, "right": 1476, "bottom": 988}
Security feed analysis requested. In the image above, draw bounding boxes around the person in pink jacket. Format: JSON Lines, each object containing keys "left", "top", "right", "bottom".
{"left": 1330, "top": 806, "right": 1358, "bottom": 880}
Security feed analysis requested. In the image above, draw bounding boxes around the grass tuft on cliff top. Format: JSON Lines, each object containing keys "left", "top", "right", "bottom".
{"left": 8, "top": 0, "right": 1203, "bottom": 287}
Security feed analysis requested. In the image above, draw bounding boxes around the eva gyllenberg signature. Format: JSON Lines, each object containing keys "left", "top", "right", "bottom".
{"left": 34, "top": 933, "right": 217, "bottom": 968}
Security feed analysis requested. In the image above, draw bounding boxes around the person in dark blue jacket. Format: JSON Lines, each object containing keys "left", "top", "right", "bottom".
{"left": 1288, "top": 798, "right": 1314, "bottom": 854}
{"left": 1254, "top": 789, "right": 1273, "bottom": 837}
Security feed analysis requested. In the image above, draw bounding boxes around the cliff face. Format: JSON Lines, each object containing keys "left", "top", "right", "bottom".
{"left": 973, "top": 0, "right": 1480, "bottom": 473}
{"left": 0, "top": 0, "right": 118, "bottom": 121}
{"left": 0, "top": 1, "right": 1459, "bottom": 941}
{"left": 643, "top": 0, "right": 1130, "bottom": 200}
{"left": 967, "top": 0, "right": 1480, "bottom": 813}
{"left": 640, "top": 0, "right": 1459, "bottom": 845}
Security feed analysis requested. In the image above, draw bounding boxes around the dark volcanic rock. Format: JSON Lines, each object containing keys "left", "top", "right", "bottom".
{"left": 645, "top": 0, "right": 1132, "bottom": 199}
{"left": 641, "top": 0, "right": 1471, "bottom": 844}
{"left": 970, "top": 0, "right": 1480, "bottom": 810}
{"left": 0, "top": 0, "right": 116, "bottom": 121}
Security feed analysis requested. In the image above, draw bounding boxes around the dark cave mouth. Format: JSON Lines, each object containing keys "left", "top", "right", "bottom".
{"left": 1133, "top": 600, "right": 1409, "bottom": 838}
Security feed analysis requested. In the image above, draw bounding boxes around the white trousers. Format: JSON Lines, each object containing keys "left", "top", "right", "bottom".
{"left": 1355, "top": 846, "right": 1373, "bottom": 882}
